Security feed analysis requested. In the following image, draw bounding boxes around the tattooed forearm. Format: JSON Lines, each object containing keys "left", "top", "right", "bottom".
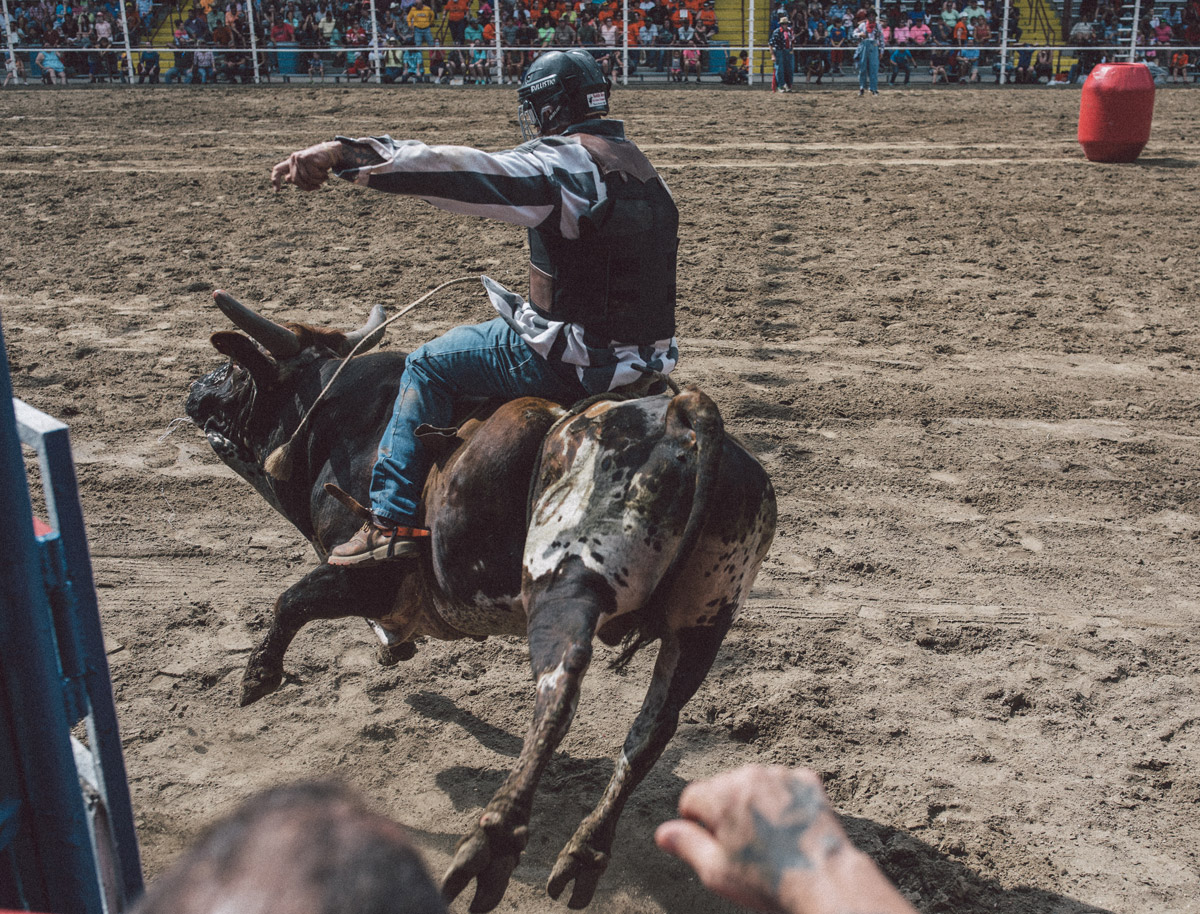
{"left": 736, "top": 780, "right": 834, "bottom": 889}
{"left": 337, "top": 140, "right": 386, "bottom": 169}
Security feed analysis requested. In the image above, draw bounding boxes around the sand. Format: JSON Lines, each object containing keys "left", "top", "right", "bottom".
{"left": 2, "top": 84, "right": 1197, "bottom": 914}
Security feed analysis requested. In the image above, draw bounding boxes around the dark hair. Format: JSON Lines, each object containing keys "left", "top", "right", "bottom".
{"left": 131, "top": 782, "right": 446, "bottom": 914}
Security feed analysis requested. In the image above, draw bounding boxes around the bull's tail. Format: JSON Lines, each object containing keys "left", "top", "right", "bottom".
{"left": 612, "top": 387, "right": 725, "bottom": 671}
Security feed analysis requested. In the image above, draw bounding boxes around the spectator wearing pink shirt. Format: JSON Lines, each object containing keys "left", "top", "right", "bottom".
{"left": 908, "top": 18, "right": 931, "bottom": 43}
{"left": 93, "top": 11, "right": 112, "bottom": 41}
{"left": 887, "top": 17, "right": 911, "bottom": 43}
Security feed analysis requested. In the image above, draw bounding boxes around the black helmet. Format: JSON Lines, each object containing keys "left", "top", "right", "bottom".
{"left": 518, "top": 50, "right": 610, "bottom": 140}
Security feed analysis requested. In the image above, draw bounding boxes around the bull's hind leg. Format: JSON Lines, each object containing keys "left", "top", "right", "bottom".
{"left": 546, "top": 614, "right": 733, "bottom": 908}
{"left": 441, "top": 558, "right": 606, "bottom": 914}
{"left": 241, "top": 561, "right": 407, "bottom": 706}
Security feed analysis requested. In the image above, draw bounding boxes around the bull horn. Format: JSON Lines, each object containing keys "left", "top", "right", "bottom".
{"left": 337, "top": 304, "right": 387, "bottom": 356}
{"left": 213, "top": 290, "right": 301, "bottom": 359}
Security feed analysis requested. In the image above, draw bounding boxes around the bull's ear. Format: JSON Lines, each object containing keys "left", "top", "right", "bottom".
{"left": 210, "top": 331, "right": 280, "bottom": 383}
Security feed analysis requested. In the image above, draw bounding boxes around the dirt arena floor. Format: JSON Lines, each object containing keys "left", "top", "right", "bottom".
{"left": 3, "top": 84, "right": 1198, "bottom": 914}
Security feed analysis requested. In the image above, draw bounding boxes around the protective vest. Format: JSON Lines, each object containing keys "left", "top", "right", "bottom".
{"left": 528, "top": 132, "right": 678, "bottom": 345}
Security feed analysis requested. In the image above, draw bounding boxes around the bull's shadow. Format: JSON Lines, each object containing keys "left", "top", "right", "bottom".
{"left": 404, "top": 693, "right": 1114, "bottom": 914}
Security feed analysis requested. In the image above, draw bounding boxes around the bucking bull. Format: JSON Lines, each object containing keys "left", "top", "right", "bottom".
{"left": 185, "top": 289, "right": 777, "bottom": 911}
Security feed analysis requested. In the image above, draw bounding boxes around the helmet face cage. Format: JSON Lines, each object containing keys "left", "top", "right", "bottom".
{"left": 517, "top": 100, "right": 543, "bottom": 141}
{"left": 518, "top": 73, "right": 568, "bottom": 139}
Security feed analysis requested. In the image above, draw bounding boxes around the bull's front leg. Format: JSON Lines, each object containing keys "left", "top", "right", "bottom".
{"left": 441, "top": 557, "right": 607, "bottom": 914}
{"left": 241, "top": 560, "right": 411, "bottom": 706}
{"left": 547, "top": 613, "right": 733, "bottom": 908}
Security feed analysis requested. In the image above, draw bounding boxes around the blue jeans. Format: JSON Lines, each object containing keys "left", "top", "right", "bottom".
{"left": 370, "top": 318, "right": 587, "bottom": 524}
{"left": 414, "top": 27, "right": 433, "bottom": 45}
{"left": 774, "top": 50, "right": 793, "bottom": 88}
{"left": 858, "top": 40, "right": 879, "bottom": 91}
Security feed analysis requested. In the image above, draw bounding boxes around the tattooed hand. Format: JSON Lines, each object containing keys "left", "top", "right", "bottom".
{"left": 655, "top": 766, "right": 918, "bottom": 914}
{"left": 271, "top": 141, "right": 347, "bottom": 192}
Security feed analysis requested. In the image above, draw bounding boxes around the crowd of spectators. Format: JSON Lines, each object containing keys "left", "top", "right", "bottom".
{"left": 761, "top": 0, "right": 1025, "bottom": 84}
{"left": 3, "top": 0, "right": 1199, "bottom": 85}
{"left": 765, "top": 0, "right": 1200, "bottom": 85}
{"left": 2, "top": 0, "right": 133, "bottom": 81}
{"left": 0, "top": 0, "right": 727, "bottom": 83}
{"left": 1065, "top": 0, "right": 1200, "bottom": 81}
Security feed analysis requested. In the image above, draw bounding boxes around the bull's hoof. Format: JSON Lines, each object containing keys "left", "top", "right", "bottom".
{"left": 239, "top": 667, "right": 283, "bottom": 706}
{"left": 547, "top": 843, "right": 610, "bottom": 908}
{"left": 441, "top": 817, "right": 529, "bottom": 913}
{"left": 376, "top": 640, "right": 417, "bottom": 666}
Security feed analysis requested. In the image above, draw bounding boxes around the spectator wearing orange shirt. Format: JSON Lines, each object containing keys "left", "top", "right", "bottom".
{"left": 697, "top": 0, "right": 718, "bottom": 37}
{"left": 1170, "top": 49, "right": 1189, "bottom": 81}
{"left": 444, "top": 0, "right": 470, "bottom": 45}
{"left": 626, "top": 16, "right": 642, "bottom": 47}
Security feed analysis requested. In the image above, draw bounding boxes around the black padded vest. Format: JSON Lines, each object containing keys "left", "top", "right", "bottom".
{"left": 528, "top": 132, "right": 678, "bottom": 345}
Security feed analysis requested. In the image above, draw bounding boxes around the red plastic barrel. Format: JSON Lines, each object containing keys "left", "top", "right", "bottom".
{"left": 1078, "top": 62, "right": 1156, "bottom": 163}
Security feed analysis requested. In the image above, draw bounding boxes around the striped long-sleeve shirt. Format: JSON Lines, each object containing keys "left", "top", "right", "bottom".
{"left": 333, "top": 120, "right": 678, "bottom": 394}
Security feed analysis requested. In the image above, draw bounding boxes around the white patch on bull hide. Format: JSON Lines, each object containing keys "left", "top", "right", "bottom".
{"left": 614, "top": 751, "right": 631, "bottom": 780}
{"left": 368, "top": 619, "right": 402, "bottom": 647}
{"left": 525, "top": 434, "right": 603, "bottom": 579}
{"left": 538, "top": 659, "right": 567, "bottom": 694}
{"left": 525, "top": 397, "right": 687, "bottom": 619}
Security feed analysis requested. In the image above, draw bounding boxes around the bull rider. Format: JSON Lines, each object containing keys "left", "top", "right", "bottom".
{"left": 271, "top": 49, "right": 680, "bottom": 565}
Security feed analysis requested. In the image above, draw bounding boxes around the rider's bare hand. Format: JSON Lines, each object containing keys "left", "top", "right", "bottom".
{"left": 271, "top": 141, "right": 345, "bottom": 192}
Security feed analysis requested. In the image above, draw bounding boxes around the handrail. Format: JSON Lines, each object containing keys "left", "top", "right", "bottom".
{"left": 1026, "top": 0, "right": 1060, "bottom": 45}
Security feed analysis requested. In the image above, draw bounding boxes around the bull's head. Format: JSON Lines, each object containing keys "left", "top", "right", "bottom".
{"left": 186, "top": 290, "right": 386, "bottom": 491}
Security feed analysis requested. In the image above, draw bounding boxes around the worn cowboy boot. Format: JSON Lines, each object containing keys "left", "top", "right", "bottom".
{"left": 328, "top": 518, "right": 430, "bottom": 565}
{"left": 322, "top": 484, "right": 429, "bottom": 565}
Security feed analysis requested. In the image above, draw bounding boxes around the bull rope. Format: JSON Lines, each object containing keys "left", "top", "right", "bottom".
{"left": 264, "top": 275, "right": 478, "bottom": 480}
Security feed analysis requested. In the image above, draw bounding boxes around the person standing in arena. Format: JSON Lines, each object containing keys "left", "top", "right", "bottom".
{"left": 769, "top": 16, "right": 795, "bottom": 91}
{"left": 271, "top": 49, "right": 680, "bottom": 565}
{"left": 854, "top": 7, "right": 884, "bottom": 95}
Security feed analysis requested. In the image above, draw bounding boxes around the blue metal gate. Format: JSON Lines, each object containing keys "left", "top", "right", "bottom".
{"left": 0, "top": 313, "right": 143, "bottom": 912}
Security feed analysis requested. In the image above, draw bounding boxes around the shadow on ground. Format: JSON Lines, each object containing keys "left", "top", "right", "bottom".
{"left": 406, "top": 691, "right": 1113, "bottom": 914}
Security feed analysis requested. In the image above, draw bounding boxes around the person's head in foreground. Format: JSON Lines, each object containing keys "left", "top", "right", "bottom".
{"left": 517, "top": 49, "right": 611, "bottom": 140}
{"left": 131, "top": 781, "right": 447, "bottom": 914}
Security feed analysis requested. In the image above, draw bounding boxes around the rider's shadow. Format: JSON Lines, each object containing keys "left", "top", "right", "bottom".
{"left": 404, "top": 692, "right": 1115, "bottom": 914}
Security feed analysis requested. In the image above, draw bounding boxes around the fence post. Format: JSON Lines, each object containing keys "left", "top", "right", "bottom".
{"left": 1127, "top": 0, "right": 1141, "bottom": 60}
{"left": 1, "top": 0, "right": 17, "bottom": 83}
{"left": 748, "top": 0, "right": 755, "bottom": 84}
{"left": 247, "top": 0, "right": 261, "bottom": 83}
{"left": 369, "top": 0, "right": 381, "bottom": 82}
{"left": 1000, "top": 0, "right": 1010, "bottom": 84}
{"left": 117, "top": 0, "right": 135, "bottom": 83}
{"left": 493, "top": 9, "right": 502, "bottom": 84}
{"left": 620, "top": 0, "right": 628, "bottom": 86}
